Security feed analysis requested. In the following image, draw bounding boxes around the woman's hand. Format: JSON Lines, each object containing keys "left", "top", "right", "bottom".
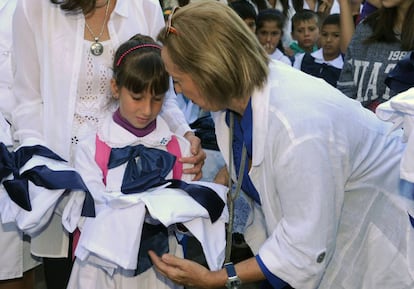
{"left": 148, "top": 251, "right": 223, "bottom": 289}
{"left": 181, "top": 131, "right": 206, "bottom": 180}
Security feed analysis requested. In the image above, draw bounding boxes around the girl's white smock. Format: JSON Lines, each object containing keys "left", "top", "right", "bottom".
{"left": 64, "top": 114, "right": 228, "bottom": 289}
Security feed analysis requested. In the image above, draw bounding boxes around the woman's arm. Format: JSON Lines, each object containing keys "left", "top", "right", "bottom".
{"left": 161, "top": 81, "right": 206, "bottom": 180}
{"left": 149, "top": 252, "right": 265, "bottom": 289}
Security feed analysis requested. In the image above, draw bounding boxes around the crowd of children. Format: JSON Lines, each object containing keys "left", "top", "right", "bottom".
{"left": 229, "top": 1, "right": 345, "bottom": 87}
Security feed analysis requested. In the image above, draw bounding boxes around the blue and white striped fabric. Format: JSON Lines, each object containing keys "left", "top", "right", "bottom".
{"left": 0, "top": 138, "right": 95, "bottom": 235}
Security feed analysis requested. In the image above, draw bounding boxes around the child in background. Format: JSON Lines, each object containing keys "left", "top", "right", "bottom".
{"left": 256, "top": 9, "right": 292, "bottom": 65}
{"left": 64, "top": 34, "right": 227, "bottom": 289}
{"left": 289, "top": 9, "right": 320, "bottom": 57}
{"left": 229, "top": 0, "right": 258, "bottom": 33}
{"left": 294, "top": 13, "right": 343, "bottom": 87}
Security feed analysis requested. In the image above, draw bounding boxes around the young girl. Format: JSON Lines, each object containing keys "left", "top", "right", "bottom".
{"left": 337, "top": 0, "right": 414, "bottom": 111}
{"left": 256, "top": 9, "right": 292, "bottom": 65}
{"left": 12, "top": 1, "right": 206, "bottom": 288}
{"left": 63, "top": 34, "right": 227, "bottom": 289}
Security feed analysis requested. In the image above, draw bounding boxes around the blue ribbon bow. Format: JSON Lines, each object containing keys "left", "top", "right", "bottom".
{"left": 108, "top": 144, "right": 176, "bottom": 194}
{"left": 0, "top": 142, "right": 95, "bottom": 217}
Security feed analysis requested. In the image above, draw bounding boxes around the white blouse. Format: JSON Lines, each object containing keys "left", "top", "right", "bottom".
{"left": 71, "top": 40, "right": 116, "bottom": 162}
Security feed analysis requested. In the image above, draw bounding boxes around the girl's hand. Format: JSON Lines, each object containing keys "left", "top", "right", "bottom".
{"left": 148, "top": 251, "right": 221, "bottom": 289}
{"left": 181, "top": 132, "right": 206, "bottom": 180}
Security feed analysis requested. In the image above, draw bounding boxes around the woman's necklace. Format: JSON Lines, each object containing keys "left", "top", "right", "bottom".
{"left": 85, "top": 0, "right": 111, "bottom": 56}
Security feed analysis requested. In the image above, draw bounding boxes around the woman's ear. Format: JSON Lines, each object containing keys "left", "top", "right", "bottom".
{"left": 111, "top": 78, "right": 119, "bottom": 99}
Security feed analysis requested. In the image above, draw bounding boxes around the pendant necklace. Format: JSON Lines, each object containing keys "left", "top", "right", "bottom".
{"left": 85, "top": 0, "right": 111, "bottom": 56}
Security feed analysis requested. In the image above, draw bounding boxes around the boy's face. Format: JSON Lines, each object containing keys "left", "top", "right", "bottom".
{"left": 291, "top": 18, "right": 319, "bottom": 52}
{"left": 256, "top": 20, "right": 283, "bottom": 55}
{"left": 320, "top": 24, "right": 341, "bottom": 60}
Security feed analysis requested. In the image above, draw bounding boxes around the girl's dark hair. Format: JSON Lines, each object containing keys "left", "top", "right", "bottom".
{"left": 50, "top": 0, "right": 97, "bottom": 14}
{"left": 252, "top": 0, "right": 270, "bottom": 10}
{"left": 256, "top": 9, "right": 286, "bottom": 53}
{"left": 229, "top": 0, "right": 257, "bottom": 20}
{"left": 363, "top": 1, "right": 414, "bottom": 50}
{"left": 113, "top": 34, "right": 169, "bottom": 96}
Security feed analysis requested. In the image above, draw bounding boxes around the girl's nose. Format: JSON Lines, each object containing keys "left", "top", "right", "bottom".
{"left": 141, "top": 98, "right": 152, "bottom": 116}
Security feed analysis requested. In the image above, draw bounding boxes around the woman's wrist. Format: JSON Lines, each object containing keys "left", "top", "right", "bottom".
{"left": 208, "top": 268, "right": 229, "bottom": 289}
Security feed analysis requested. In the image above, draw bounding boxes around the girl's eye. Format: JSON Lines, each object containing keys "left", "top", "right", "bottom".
{"left": 130, "top": 93, "right": 143, "bottom": 100}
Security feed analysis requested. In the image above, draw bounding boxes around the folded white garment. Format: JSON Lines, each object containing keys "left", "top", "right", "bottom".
{"left": 376, "top": 88, "right": 414, "bottom": 182}
{"left": 0, "top": 115, "right": 12, "bottom": 146}
{"left": 0, "top": 141, "right": 82, "bottom": 235}
{"left": 72, "top": 181, "right": 228, "bottom": 272}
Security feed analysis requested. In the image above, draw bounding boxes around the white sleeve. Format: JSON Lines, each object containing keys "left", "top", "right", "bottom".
{"left": 11, "top": 0, "right": 44, "bottom": 142}
{"left": 258, "top": 137, "right": 342, "bottom": 289}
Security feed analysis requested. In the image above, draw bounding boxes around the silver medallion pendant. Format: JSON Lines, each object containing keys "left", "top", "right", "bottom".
{"left": 90, "top": 40, "right": 104, "bottom": 56}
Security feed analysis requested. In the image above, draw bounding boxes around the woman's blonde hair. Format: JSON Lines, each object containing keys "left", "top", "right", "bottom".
{"left": 158, "top": 1, "right": 269, "bottom": 107}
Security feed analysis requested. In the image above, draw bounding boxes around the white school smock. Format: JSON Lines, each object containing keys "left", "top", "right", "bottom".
{"left": 64, "top": 114, "right": 228, "bottom": 289}
{"left": 0, "top": 138, "right": 84, "bottom": 236}
{"left": 0, "top": 111, "right": 41, "bottom": 279}
{"left": 376, "top": 87, "right": 414, "bottom": 183}
{"left": 293, "top": 48, "right": 343, "bottom": 70}
{"left": 213, "top": 61, "right": 414, "bottom": 289}
{"left": 269, "top": 50, "right": 292, "bottom": 66}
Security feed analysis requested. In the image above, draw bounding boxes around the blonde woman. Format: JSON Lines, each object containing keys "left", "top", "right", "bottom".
{"left": 150, "top": 1, "right": 414, "bottom": 289}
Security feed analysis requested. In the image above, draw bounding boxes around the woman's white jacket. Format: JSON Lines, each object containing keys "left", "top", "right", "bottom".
{"left": 213, "top": 60, "right": 414, "bottom": 289}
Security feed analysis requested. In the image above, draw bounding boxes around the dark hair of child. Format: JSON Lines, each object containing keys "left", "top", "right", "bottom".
{"left": 321, "top": 13, "right": 340, "bottom": 28}
{"left": 256, "top": 9, "right": 287, "bottom": 53}
{"left": 291, "top": 9, "right": 319, "bottom": 32}
{"left": 112, "top": 34, "right": 169, "bottom": 96}
{"left": 229, "top": 0, "right": 257, "bottom": 20}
